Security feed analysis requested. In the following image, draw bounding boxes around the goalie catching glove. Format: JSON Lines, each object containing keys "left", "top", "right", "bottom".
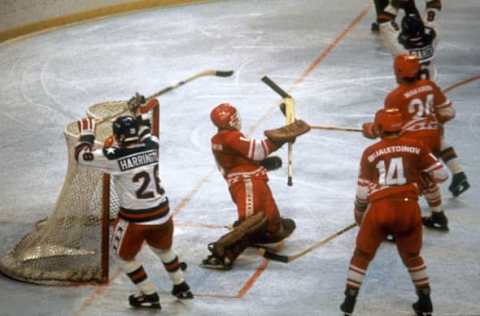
{"left": 264, "top": 119, "right": 311, "bottom": 145}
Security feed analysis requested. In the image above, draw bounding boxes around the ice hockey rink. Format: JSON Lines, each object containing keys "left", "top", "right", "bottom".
{"left": 0, "top": 0, "right": 479, "bottom": 315}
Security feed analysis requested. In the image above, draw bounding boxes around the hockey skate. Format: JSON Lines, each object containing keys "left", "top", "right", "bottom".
{"left": 340, "top": 288, "right": 358, "bottom": 316}
{"left": 422, "top": 212, "right": 449, "bottom": 232}
{"left": 200, "top": 243, "right": 233, "bottom": 270}
{"left": 412, "top": 288, "right": 433, "bottom": 316}
{"left": 128, "top": 292, "right": 161, "bottom": 309}
{"left": 449, "top": 172, "right": 470, "bottom": 197}
{"left": 371, "top": 22, "right": 380, "bottom": 32}
{"left": 172, "top": 281, "right": 194, "bottom": 299}
{"left": 200, "top": 254, "right": 232, "bottom": 270}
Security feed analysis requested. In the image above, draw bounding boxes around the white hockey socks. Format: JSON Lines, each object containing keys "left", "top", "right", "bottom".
{"left": 119, "top": 259, "right": 157, "bottom": 295}
{"left": 150, "top": 247, "right": 185, "bottom": 285}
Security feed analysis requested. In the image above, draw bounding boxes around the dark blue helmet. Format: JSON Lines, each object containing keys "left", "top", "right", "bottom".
{"left": 112, "top": 116, "right": 139, "bottom": 145}
{"left": 402, "top": 13, "right": 425, "bottom": 36}
{"left": 401, "top": 13, "right": 425, "bottom": 36}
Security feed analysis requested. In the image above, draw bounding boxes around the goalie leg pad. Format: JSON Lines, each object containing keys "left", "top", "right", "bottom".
{"left": 202, "top": 212, "right": 268, "bottom": 270}
{"left": 214, "top": 212, "right": 267, "bottom": 257}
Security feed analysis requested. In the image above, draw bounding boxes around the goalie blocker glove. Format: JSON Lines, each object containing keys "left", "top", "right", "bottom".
{"left": 264, "top": 120, "right": 311, "bottom": 146}
{"left": 260, "top": 156, "right": 282, "bottom": 171}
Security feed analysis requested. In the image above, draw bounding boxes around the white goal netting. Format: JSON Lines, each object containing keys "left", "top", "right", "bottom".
{"left": 0, "top": 101, "right": 134, "bottom": 285}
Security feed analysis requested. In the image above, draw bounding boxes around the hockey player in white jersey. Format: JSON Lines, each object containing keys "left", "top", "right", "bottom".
{"left": 75, "top": 96, "right": 193, "bottom": 309}
{"left": 380, "top": 12, "right": 438, "bottom": 80}
{"left": 371, "top": 0, "right": 441, "bottom": 32}
{"left": 379, "top": 9, "right": 470, "bottom": 197}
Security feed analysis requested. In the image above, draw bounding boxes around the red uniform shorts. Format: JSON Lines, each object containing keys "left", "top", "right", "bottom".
{"left": 357, "top": 197, "right": 423, "bottom": 258}
{"left": 112, "top": 218, "right": 174, "bottom": 261}
{"left": 229, "top": 177, "right": 281, "bottom": 233}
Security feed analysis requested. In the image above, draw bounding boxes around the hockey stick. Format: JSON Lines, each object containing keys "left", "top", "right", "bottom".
{"left": 96, "top": 69, "right": 235, "bottom": 123}
{"left": 259, "top": 222, "right": 357, "bottom": 263}
{"left": 310, "top": 125, "right": 362, "bottom": 132}
{"left": 261, "top": 75, "right": 295, "bottom": 186}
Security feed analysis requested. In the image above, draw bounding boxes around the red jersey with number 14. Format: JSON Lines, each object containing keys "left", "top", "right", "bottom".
{"left": 357, "top": 136, "right": 443, "bottom": 203}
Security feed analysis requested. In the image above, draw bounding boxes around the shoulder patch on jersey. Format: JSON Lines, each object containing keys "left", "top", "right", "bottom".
{"left": 103, "top": 147, "right": 119, "bottom": 160}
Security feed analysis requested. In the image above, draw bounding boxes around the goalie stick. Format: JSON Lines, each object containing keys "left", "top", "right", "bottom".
{"left": 258, "top": 222, "right": 357, "bottom": 263}
{"left": 261, "top": 75, "right": 295, "bottom": 186}
{"left": 96, "top": 69, "right": 235, "bottom": 123}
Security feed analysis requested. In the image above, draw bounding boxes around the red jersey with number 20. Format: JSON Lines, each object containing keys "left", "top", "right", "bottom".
{"left": 384, "top": 79, "right": 453, "bottom": 130}
{"left": 356, "top": 136, "right": 444, "bottom": 204}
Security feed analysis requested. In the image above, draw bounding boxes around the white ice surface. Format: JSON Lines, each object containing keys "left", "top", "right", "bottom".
{"left": 0, "top": 1, "right": 479, "bottom": 315}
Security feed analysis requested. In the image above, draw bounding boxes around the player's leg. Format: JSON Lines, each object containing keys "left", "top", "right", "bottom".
{"left": 372, "top": 0, "right": 392, "bottom": 32}
{"left": 421, "top": 180, "right": 449, "bottom": 231}
{"left": 396, "top": 202, "right": 433, "bottom": 316}
{"left": 146, "top": 219, "right": 193, "bottom": 299}
{"left": 253, "top": 179, "right": 296, "bottom": 245}
{"left": 439, "top": 138, "right": 470, "bottom": 197}
{"left": 340, "top": 205, "right": 384, "bottom": 316}
{"left": 112, "top": 219, "right": 160, "bottom": 309}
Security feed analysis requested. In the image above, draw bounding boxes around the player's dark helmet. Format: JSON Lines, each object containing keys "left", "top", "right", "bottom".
{"left": 401, "top": 13, "right": 425, "bottom": 36}
{"left": 113, "top": 115, "right": 139, "bottom": 145}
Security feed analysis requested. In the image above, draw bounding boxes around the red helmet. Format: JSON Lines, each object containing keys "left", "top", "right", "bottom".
{"left": 374, "top": 108, "right": 404, "bottom": 134}
{"left": 394, "top": 54, "right": 420, "bottom": 79}
{"left": 210, "top": 103, "right": 241, "bottom": 130}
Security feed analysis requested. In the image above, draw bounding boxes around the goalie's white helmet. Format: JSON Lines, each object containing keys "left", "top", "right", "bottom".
{"left": 210, "top": 103, "right": 241, "bottom": 130}
{"left": 112, "top": 115, "right": 139, "bottom": 145}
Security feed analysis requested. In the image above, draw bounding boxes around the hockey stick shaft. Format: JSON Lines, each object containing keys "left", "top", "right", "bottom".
{"left": 262, "top": 75, "right": 296, "bottom": 186}
{"left": 96, "top": 69, "right": 234, "bottom": 123}
{"left": 310, "top": 125, "right": 362, "bottom": 132}
{"left": 263, "top": 222, "right": 357, "bottom": 263}
{"left": 149, "top": 69, "right": 234, "bottom": 99}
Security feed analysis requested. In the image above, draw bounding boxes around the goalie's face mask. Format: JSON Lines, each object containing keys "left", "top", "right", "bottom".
{"left": 211, "top": 103, "right": 241, "bottom": 130}
{"left": 112, "top": 115, "right": 139, "bottom": 146}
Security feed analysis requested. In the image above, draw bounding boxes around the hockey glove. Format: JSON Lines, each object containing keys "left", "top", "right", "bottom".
{"left": 362, "top": 122, "right": 379, "bottom": 139}
{"left": 77, "top": 117, "right": 96, "bottom": 145}
{"left": 260, "top": 156, "right": 282, "bottom": 171}
{"left": 127, "top": 92, "right": 146, "bottom": 114}
{"left": 264, "top": 119, "right": 311, "bottom": 145}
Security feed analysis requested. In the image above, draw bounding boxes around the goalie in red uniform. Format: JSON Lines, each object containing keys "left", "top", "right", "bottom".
{"left": 75, "top": 95, "right": 193, "bottom": 309}
{"left": 201, "top": 103, "right": 310, "bottom": 270}
{"left": 340, "top": 108, "right": 448, "bottom": 316}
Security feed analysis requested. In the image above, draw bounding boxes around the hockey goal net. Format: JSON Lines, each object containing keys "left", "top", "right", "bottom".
{"left": 0, "top": 101, "right": 159, "bottom": 285}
